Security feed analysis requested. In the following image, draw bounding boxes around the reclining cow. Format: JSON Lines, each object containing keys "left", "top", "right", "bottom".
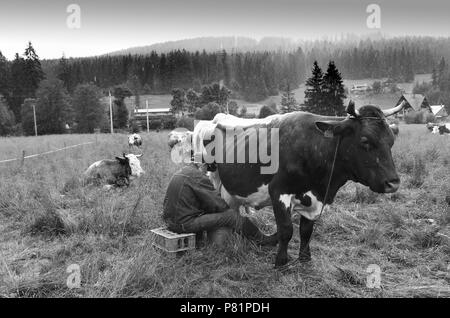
{"left": 191, "top": 101, "right": 405, "bottom": 267}
{"left": 83, "top": 153, "right": 144, "bottom": 189}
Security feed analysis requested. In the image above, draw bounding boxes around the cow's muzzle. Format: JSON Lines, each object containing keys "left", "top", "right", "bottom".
{"left": 383, "top": 178, "right": 400, "bottom": 193}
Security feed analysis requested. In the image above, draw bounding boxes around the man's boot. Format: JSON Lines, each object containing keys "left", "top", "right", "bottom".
{"left": 241, "top": 218, "right": 278, "bottom": 246}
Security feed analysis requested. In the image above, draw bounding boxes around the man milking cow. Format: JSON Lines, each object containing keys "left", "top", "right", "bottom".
{"left": 162, "top": 159, "right": 278, "bottom": 247}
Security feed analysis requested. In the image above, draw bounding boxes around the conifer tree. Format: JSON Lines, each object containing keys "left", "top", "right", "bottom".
{"left": 303, "top": 61, "right": 323, "bottom": 114}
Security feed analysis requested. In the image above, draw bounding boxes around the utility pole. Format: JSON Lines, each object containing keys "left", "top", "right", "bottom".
{"left": 146, "top": 100, "right": 150, "bottom": 133}
{"left": 32, "top": 103, "right": 37, "bottom": 136}
{"left": 109, "top": 90, "right": 113, "bottom": 134}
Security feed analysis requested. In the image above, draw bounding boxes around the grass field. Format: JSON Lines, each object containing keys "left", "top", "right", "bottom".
{"left": 0, "top": 124, "right": 449, "bottom": 298}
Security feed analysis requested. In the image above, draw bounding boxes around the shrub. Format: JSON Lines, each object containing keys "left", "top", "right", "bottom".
{"left": 176, "top": 116, "right": 195, "bottom": 131}
{"left": 404, "top": 111, "right": 435, "bottom": 124}
{"left": 162, "top": 117, "right": 177, "bottom": 130}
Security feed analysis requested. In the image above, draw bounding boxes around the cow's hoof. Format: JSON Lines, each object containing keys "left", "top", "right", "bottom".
{"left": 274, "top": 254, "right": 290, "bottom": 267}
{"left": 299, "top": 252, "right": 311, "bottom": 263}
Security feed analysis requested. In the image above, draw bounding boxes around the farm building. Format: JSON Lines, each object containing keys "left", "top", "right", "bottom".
{"left": 133, "top": 108, "right": 175, "bottom": 128}
{"left": 395, "top": 93, "right": 431, "bottom": 118}
{"left": 430, "top": 105, "right": 448, "bottom": 121}
{"left": 350, "top": 84, "right": 370, "bottom": 94}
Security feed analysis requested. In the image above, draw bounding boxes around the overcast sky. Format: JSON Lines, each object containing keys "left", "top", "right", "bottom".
{"left": 1, "top": 0, "right": 450, "bottom": 59}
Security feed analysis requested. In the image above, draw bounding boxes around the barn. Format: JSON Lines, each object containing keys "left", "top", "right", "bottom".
{"left": 395, "top": 93, "right": 431, "bottom": 118}
{"left": 430, "top": 104, "right": 448, "bottom": 122}
{"left": 133, "top": 108, "right": 175, "bottom": 129}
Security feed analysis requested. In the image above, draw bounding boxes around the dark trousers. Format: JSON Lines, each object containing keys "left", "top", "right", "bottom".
{"left": 176, "top": 209, "right": 243, "bottom": 234}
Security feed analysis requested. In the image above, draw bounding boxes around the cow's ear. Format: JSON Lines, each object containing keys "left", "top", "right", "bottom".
{"left": 315, "top": 121, "right": 353, "bottom": 138}
{"left": 115, "top": 157, "right": 127, "bottom": 165}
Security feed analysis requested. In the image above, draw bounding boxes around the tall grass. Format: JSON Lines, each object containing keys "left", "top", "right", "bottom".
{"left": 1, "top": 125, "right": 449, "bottom": 298}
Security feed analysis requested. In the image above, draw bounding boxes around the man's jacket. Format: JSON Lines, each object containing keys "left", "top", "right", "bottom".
{"left": 163, "top": 164, "right": 229, "bottom": 224}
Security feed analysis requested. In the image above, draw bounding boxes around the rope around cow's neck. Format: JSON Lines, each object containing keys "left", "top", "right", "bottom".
{"left": 278, "top": 135, "right": 341, "bottom": 272}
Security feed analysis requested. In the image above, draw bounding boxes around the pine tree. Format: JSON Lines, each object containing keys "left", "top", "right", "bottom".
{"left": 9, "top": 54, "right": 26, "bottom": 121}
{"left": 0, "top": 51, "right": 10, "bottom": 98}
{"left": 57, "top": 54, "right": 72, "bottom": 92}
{"left": 280, "top": 83, "right": 297, "bottom": 113}
{"left": 322, "top": 61, "right": 346, "bottom": 116}
{"left": 23, "top": 42, "right": 44, "bottom": 98}
{"left": 303, "top": 61, "right": 324, "bottom": 114}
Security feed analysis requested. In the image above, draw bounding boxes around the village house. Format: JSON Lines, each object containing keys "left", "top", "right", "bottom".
{"left": 430, "top": 104, "right": 448, "bottom": 122}
{"left": 395, "top": 93, "right": 431, "bottom": 118}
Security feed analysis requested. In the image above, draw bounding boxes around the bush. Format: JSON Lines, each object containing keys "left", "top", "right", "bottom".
{"left": 259, "top": 105, "right": 277, "bottom": 118}
{"left": 176, "top": 116, "right": 195, "bottom": 131}
{"left": 195, "top": 102, "right": 223, "bottom": 120}
{"left": 405, "top": 111, "right": 435, "bottom": 124}
{"left": 162, "top": 117, "right": 176, "bottom": 130}
{"left": 148, "top": 119, "right": 162, "bottom": 130}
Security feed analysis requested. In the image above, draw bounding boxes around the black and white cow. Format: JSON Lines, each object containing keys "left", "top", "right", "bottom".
{"left": 187, "top": 101, "right": 405, "bottom": 267}
{"left": 128, "top": 133, "right": 143, "bottom": 148}
{"left": 84, "top": 153, "right": 144, "bottom": 188}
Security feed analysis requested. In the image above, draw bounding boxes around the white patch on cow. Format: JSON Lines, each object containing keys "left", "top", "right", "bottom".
{"left": 279, "top": 194, "right": 293, "bottom": 209}
{"left": 84, "top": 160, "right": 103, "bottom": 175}
{"left": 125, "top": 154, "right": 144, "bottom": 178}
{"left": 278, "top": 191, "right": 325, "bottom": 220}
{"left": 292, "top": 191, "right": 325, "bottom": 221}
{"left": 432, "top": 126, "right": 439, "bottom": 134}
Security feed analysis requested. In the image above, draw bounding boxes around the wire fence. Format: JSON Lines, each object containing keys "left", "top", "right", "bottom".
{"left": 0, "top": 141, "right": 95, "bottom": 165}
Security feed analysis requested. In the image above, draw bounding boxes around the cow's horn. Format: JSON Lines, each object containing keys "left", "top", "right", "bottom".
{"left": 383, "top": 101, "right": 405, "bottom": 117}
{"left": 346, "top": 100, "right": 359, "bottom": 117}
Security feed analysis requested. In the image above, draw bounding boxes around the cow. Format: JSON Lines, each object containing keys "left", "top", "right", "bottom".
{"left": 190, "top": 101, "right": 405, "bottom": 267}
{"left": 389, "top": 123, "right": 399, "bottom": 137}
{"left": 84, "top": 153, "right": 144, "bottom": 188}
{"left": 128, "top": 133, "right": 143, "bottom": 149}
{"left": 168, "top": 129, "right": 193, "bottom": 148}
{"left": 438, "top": 124, "right": 450, "bottom": 135}
{"left": 431, "top": 123, "right": 450, "bottom": 135}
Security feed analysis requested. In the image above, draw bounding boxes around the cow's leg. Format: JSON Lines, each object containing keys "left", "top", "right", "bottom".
{"left": 271, "top": 192, "right": 293, "bottom": 267}
{"left": 299, "top": 215, "right": 314, "bottom": 262}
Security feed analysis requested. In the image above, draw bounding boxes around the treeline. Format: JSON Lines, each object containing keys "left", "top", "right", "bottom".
{"left": 45, "top": 49, "right": 307, "bottom": 103}
{"left": 40, "top": 37, "right": 442, "bottom": 100}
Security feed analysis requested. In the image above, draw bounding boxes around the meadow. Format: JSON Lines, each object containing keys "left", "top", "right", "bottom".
{"left": 0, "top": 124, "right": 449, "bottom": 298}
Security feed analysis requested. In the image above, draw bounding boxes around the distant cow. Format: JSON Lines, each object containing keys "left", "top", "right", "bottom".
{"left": 128, "top": 133, "right": 143, "bottom": 148}
{"left": 389, "top": 123, "right": 399, "bottom": 137}
{"left": 84, "top": 153, "right": 144, "bottom": 188}
{"left": 168, "top": 129, "right": 193, "bottom": 148}
{"left": 431, "top": 123, "right": 450, "bottom": 135}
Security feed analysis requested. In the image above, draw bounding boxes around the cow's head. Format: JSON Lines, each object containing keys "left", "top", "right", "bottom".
{"left": 315, "top": 101, "right": 405, "bottom": 194}
{"left": 116, "top": 153, "right": 144, "bottom": 178}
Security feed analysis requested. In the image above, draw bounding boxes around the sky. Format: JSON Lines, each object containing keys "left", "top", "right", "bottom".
{"left": 1, "top": 0, "right": 450, "bottom": 59}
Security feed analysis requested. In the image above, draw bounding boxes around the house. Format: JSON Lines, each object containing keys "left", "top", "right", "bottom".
{"left": 395, "top": 93, "right": 431, "bottom": 117}
{"left": 133, "top": 108, "right": 172, "bottom": 119}
{"left": 350, "top": 84, "right": 370, "bottom": 94}
{"left": 430, "top": 105, "right": 448, "bottom": 121}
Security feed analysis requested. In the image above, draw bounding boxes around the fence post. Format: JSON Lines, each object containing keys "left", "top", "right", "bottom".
{"left": 21, "top": 150, "right": 25, "bottom": 167}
